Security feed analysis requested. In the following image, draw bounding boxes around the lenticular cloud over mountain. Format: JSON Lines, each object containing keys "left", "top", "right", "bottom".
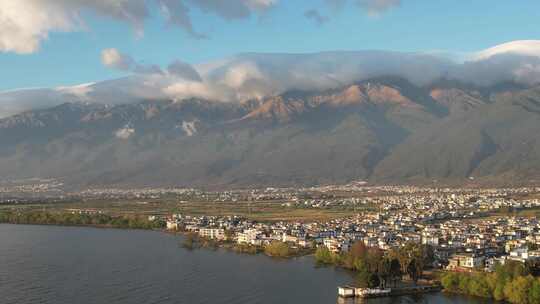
{"left": 186, "top": 51, "right": 453, "bottom": 100}
{"left": 191, "top": 40, "right": 540, "bottom": 99}
{"left": 473, "top": 40, "right": 540, "bottom": 61}
{"left": 2, "top": 40, "right": 540, "bottom": 118}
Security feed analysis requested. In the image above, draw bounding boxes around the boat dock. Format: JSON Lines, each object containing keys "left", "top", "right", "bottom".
{"left": 338, "top": 284, "right": 442, "bottom": 299}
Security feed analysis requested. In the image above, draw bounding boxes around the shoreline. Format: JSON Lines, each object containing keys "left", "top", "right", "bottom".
{"left": 0, "top": 210, "right": 166, "bottom": 230}
{"left": 0, "top": 223, "right": 499, "bottom": 303}
{"left": 171, "top": 229, "right": 316, "bottom": 259}
{"left": 0, "top": 221, "right": 315, "bottom": 260}
{"left": 0, "top": 221, "right": 164, "bottom": 231}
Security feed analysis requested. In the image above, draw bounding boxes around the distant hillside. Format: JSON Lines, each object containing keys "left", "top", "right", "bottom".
{"left": 1, "top": 78, "right": 539, "bottom": 188}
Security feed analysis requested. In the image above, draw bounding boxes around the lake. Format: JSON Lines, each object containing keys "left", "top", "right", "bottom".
{"left": 0, "top": 224, "right": 491, "bottom": 304}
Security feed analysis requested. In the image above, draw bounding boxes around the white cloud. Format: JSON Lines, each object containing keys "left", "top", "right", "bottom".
{"left": 101, "top": 48, "right": 134, "bottom": 71}
{"left": 514, "top": 63, "right": 540, "bottom": 85}
{"left": 450, "top": 40, "right": 540, "bottom": 86}
{"left": 222, "top": 62, "right": 264, "bottom": 88}
{"left": 4, "top": 40, "right": 540, "bottom": 118}
{"left": 136, "top": 41, "right": 540, "bottom": 103}
{"left": 472, "top": 40, "right": 540, "bottom": 61}
{"left": 0, "top": 0, "right": 75, "bottom": 54}
{"left": 0, "top": 0, "right": 278, "bottom": 54}
{"left": 0, "top": 88, "right": 65, "bottom": 118}
{"left": 0, "top": 0, "right": 150, "bottom": 54}
{"left": 155, "top": 51, "right": 451, "bottom": 103}
{"left": 163, "top": 80, "right": 223, "bottom": 101}
{"left": 102, "top": 48, "right": 165, "bottom": 75}
{"left": 55, "top": 82, "right": 95, "bottom": 100}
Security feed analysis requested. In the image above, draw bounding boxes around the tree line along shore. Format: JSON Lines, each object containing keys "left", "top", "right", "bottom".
{"left": 0, "top": 210, "right": 166, "bottom": 230}
{"left": 440, "top": 261, "right": 540, "bottom": 304}
{"left": 315, "top": 241, "right": 431, "bottom": 289}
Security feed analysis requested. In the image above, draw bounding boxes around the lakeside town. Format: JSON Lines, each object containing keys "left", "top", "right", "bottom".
{"left": 3, "top": 179, "right": 540, "bottom": 271}
{"left": 162, "top": 187, "right": 540, "bottom": 272}
{"left": 159, "top": 185, "right": 540, "bottom": 302}
{"left": 2, "top": 180, "right": 540, "bottom": 302}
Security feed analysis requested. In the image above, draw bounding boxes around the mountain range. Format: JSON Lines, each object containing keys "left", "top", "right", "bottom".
{"left": 0, "top": 76, "right": 539, "bottom": 188}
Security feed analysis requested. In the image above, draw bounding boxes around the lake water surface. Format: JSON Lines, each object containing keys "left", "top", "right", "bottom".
{"left": 0, "top": 224, "right": 491, "bottom": 304}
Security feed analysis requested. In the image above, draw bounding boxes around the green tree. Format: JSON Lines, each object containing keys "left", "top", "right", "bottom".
{"left": 505, "top": 276, "right": 533, "bottom": 304}
{"left": 529, "top": 278, "right": 540, "bottom": 304}
{"left": 315, "top": 246, "right": 333, "bottom": 265}
{"left": 441, "top": 273, "right": 460, "bottom": 292}
{"left": 458, "top": 274, "right": 470, "bottom": 294}
{"left": 354, "top": 257, "right": 367, "bottom": 272}
{"left": 468, "top": 274, "right": 491, "bottom": 298}
{"left": 264, "top": 241, "right": 292, "bottom": 257}
{"left": 493, "top": 282, "right": 506, "bottom": 301}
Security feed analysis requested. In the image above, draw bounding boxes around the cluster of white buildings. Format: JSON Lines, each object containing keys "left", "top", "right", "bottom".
{"left": 167, "top": 214, "right": 313, "bottom": 248}
{"left": 165, "top": 187, "right": 540, "bottom": 272}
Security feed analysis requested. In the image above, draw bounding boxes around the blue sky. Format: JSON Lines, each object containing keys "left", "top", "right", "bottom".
{"left": 1, "top": 0, "right": 540, "bottom": 91}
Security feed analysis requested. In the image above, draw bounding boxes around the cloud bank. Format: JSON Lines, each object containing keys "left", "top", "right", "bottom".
{"left": 0, "top": 0, "right": 278, "bottom": 54}
{"left": 3, "top": 40, "right": 540, "bottom": 118}
{"left": 130, "top": 40, "right": 540, "bottom": 103}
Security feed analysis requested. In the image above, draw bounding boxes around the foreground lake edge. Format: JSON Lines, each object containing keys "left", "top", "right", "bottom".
{"left": 0, "top": 214, "right": 518, "bottom": 303}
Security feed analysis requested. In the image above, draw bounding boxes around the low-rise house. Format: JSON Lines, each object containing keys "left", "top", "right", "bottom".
{"left": 199, "top": 228, "right": 225, "bottom": 240}
{"left": 237, "top": 229, "right": 262, "bottom": 245}
{"left": 447, "top": 253, "right": 484, "bottom": 270}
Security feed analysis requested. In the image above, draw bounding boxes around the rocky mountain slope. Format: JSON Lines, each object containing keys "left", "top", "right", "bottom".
{"left": 1, "top": 78, "right": 539, "bottom": 188}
